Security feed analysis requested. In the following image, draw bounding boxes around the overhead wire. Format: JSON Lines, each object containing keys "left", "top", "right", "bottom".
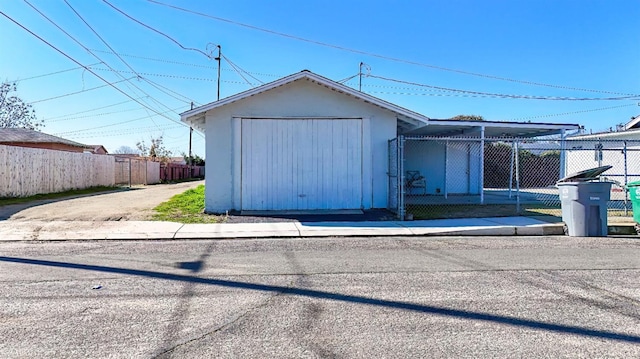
{"left": 512, "top": 103, "right": 639, "bottom": 121}
{"left": 10, "top": 63, "right": 101, "bottom": 83}
{"left": 43, "top": 98, "right": 141, "bottom": 120}
{"left": 221, "top": 54, "right": 264, "bottom": 85}
{"left": 145, "top": 0, "right": 635, "bottom": 97}
{"left": 55, "top": 106, "right": 188, "bottom": 135}
{"left": 367, "top": 74, "right": 640, "bottom": 101}
{"left": 9, "top": 3, "right": 188, "bottom": 130}
{"left": 29, "top": 78, "right": 134, "bottom": 104}
{"left": 46, "top": 107, "right": 145, "bottom": 123}
{"left": 85, "top": 66, "right": 247, "bottom": 84}
{"left": 101, "top": 0, "right": 213, "bottom": 59}
{"left": 62, "top": 0, "right": 182, "bottom": 125}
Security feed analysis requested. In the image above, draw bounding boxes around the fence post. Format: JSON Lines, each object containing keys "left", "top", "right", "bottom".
{"left": 624, "top": 141, "right": 628, "bottom": 215}
{"left": 144, "top": 160, "right": 148, "bottom": 185}
{"left": 479, "top": 127, "right": 485, "bottom": 205}
{"left": 128, "top": 158, "right": 132, "bottom": 188}
{"left": 515, "top": 140, "right": 521, "bottom": 214}
{"left": 398, "top": 135, "right": 406, "bottom": 221}
{"left": 509, "top": 140, "right": 515, "bottom": 199}
{"left": 444, "top": 140, "right": 448, "bottom": 199}
{"left": 559, "top": 129, "right": 567, "bottom": 179}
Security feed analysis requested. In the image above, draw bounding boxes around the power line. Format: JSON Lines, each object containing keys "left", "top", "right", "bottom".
{"left": 29, "top": 78, "right": 133, "bottom": 104}
{"left": 513, "top": 103, "right": 639, "bottom": 121}
{"left": 86, "top": 66, "right": 247, "bottom": 84}
{"left": 62, "top": 124, "right": 184, "bottom": 139}
{"left": 46, "top": 107, "right": 144, "bottom": 123}
{"left": 145, "top": 0, "right": 636, "bottom": 97}
{"left": 221, "top": 54, "right": 264, "bottom": 85}
{"left": 43, "top": 99, "right": 140, "bottom": 120}
{"left": 142, "top": 77, "right": 196, "bottom": 104}
{"left": 62, "top": 0, "right": 179, "bottom": 127}
{"left": 368, "top": 74, "right": 640, "bottom": 101}
{"left": 3, "top": 5, "right": 188, "bottom": 129}
{"left": 55, "top": 106, "right": 187, "bottom": 135}
{"left": 10, "top": 63, "right": 101, "bottom": 83}
{"left": 102, "top": 0, "right": 213, "bottom": 59}
{"left": 87, "top": 48, "right": 284, "bottom": 78}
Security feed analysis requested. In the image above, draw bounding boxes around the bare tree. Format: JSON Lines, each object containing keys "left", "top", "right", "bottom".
{"left": 136, "top": 135, "right": 171, "bottom": 162}
{"left": 0, "top": 82, "right": 43, "bottom": 130}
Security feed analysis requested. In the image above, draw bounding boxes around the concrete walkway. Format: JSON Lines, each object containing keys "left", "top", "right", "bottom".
{"left": 0, "top": 217, "right": 569, "bottom": 241}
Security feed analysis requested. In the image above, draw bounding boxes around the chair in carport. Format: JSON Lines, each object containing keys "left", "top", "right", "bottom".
{"left": 405, "top": 170, "right": 427, "bottom": 195}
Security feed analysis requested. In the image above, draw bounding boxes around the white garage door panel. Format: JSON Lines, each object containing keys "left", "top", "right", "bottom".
{"left": 241, "top": 119, "right": 362, "bottom": 210}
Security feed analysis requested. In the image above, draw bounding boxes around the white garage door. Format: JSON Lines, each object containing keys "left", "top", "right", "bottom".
{"left": 241, "top": 118, "right": 362, "bottom": 210}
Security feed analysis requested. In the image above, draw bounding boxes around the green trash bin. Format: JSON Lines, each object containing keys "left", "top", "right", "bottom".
{"left": 628, "top": 180, "right": 640, "bottom": 227}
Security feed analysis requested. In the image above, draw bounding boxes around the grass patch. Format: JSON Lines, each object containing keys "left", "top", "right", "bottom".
{"left": 0, "top": 186, "right": 121, "bottom": 206}
{"left": 152, "top": 185, "right": 224, "bottom": 223}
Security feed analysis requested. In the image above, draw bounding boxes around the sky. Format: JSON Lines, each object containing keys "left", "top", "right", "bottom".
{"left": 1, "top": 0, "right": 639, "bottom": 157}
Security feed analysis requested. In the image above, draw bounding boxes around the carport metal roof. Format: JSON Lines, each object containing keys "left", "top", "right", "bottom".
{"left": 181, "top": 70, "right": 430, "bottom": 133}
{"left": 405, "top": 119, "right": 580, "bottom": 138}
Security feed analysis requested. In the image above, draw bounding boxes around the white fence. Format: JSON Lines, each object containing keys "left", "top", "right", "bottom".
{"left": 0, "top": 144, "right": 115, "bottom": 197}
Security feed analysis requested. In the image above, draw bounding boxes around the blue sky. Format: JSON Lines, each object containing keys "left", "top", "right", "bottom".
{"left": 1, "top": 0, "right": 639, "bottom": 157}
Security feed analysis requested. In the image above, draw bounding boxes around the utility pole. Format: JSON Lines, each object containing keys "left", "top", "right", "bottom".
{"left": 215, "top": 45, "right": 221, "bottom": 100}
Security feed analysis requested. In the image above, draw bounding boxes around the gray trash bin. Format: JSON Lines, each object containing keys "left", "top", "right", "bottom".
{"left": 557, "top": 165, "right": 613, "bottom": 237}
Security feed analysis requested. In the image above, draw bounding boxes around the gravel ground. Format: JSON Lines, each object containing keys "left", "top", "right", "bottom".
{"left": 1, "top": 181, "right": 204, "bottom": 221}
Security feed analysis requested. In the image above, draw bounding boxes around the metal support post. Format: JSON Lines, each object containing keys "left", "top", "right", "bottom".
{"left": 444, "top": 140, "right": 448, "bottom": 199}
{"left": 559, "top": 129, "right": 567, "bottom": 179}
{"left": 624, "top": 141, "right": 629, "bottom": 215}
{"left": 508, "top": 140, "right": 515, "bottom": 198}
{"left": 398, "top": 135, "right": 406, "bottom": 221}
{"left": 515, "top": 140, "right": 521, "bottom": 214}
{"left": 479, "top": 127, "right": 485, "bottom": 204}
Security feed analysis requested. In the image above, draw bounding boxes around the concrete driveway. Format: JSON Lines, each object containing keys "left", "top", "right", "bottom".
{"left": 1, "top": 236, "right": 639, "bottom": 358}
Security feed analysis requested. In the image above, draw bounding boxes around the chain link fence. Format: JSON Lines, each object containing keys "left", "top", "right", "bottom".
{"left": 389, "top": 136, "right": 640, "bottom": 220}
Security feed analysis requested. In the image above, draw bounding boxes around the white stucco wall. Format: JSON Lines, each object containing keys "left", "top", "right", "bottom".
{"left": 566, "top": 138, "right": 640, "bottom": 185}
{"left": 203, "top": 79, "right": 397, "bottom": 213}
{"left": 404, "top": 140, "right": 482, "bottom": 195}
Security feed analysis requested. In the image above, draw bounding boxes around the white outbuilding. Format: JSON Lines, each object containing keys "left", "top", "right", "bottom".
{"left": 181, "top": 70, "right": 429, "bottom": 213}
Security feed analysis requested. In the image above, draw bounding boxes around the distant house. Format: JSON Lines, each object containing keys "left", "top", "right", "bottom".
{"left": 86, "top": 145, "right": 108, "bottom": 155}
{"left": 0, "top": 128, "right": 90, "bottom": 153}
{"left": 566, "top": 115, "right": 640, "bottom": 184}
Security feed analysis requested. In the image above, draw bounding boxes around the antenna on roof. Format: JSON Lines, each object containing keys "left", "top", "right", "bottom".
{"left": 359, "top": 62, "right": 371, "bottom": 92}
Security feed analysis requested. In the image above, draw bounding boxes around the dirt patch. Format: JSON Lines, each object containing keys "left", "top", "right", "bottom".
{"left": 2, "top": 181, "right": 203, "bottom": 221}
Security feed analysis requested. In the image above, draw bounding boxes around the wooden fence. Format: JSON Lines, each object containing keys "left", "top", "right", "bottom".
{"left": 0, "top": 144, "right": 114, "bottom": 197}
{"left": 160, "top": 163, "right": 205, "bottom": 182}
{"left": 114, "top": 158, "right": 161, "bottom": 185}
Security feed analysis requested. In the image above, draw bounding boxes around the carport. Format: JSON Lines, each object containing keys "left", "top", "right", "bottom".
{"left": 389, "top": 119, "right": 580, "bottom": 219}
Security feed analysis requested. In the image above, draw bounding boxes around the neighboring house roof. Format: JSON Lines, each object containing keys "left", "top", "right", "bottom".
{"left": 0, "top": 128, "right": 88, "bottom": 148}
{"left": 87, "top": 145, "right": 108, "bottom": 154}
{"left": 405, "top": 119, "right": 580, "bottom": 138}
{"left": 181, "top": 70, "right": 430, "bottom": 132}
{"left": 626, "top": 115, "right": 640, "bottom": 131}
{"left": 566, "top": 128, "right": 640, "bottom": 141}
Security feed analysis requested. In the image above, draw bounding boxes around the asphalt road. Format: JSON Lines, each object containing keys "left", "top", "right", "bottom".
{"left": 1, "top": 236, "right": 639, "bottom": 358}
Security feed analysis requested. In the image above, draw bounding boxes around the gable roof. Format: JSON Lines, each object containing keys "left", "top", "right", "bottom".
{"left": 626, "top": 115, "right": 640, "bottom": 131}
{"left": 181, "top": 70, "right": 430, "bottom": 132}
{"left": 0, "top": 128, "right": 88, "bottom": 148}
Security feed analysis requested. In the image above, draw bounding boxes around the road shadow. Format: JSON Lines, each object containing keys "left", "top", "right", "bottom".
{"left": 1, "top": 255, "right": 639, "bottom": 344}
{"left": 0, "top": 187, "right": 140, "bottom": 221}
